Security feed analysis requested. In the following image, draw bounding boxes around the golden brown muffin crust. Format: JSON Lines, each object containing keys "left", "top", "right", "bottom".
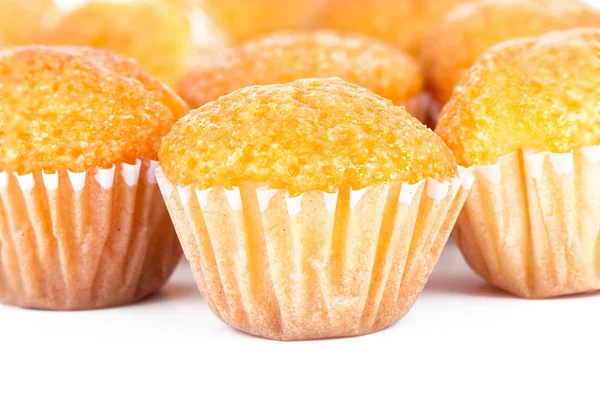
{"left": 161, "top": 78, "right": 457, "bottom": 195}
{"left": 317, "top": 0, "right": 480, "bottom": 56}
{"left": 73, "top": 47, "right": 189, "bottom": 119}
{"left": 0, "top": 46, "right": 184, "bottom": 174}
{"left": 179, "top": 30, "right": 423, "bottom": 108}
{"left": 436, "top": 28, "right": 600, "bottom": 167}
{"left": 422, "top": 0, "right": 600, "bottom": 104}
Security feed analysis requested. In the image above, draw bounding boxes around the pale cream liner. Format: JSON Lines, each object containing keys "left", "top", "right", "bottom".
{"left": 0, "top": 160, "right": 182, "bottom": 310}
{"left": 157, "top": 167, "right": 473, "bottom": 340}
{"left": 455, "top": 145, "right": 600, "bottom": 298}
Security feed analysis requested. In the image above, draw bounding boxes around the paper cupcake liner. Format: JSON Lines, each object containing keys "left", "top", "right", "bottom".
{"left": 157, "top": 167, "right": 473, "bottom": 340}
{"left": 0, "top": 160, "right": 182, "bottom": 310}
{"left": 454, "top": 145, "right": 600, "bottom": 298}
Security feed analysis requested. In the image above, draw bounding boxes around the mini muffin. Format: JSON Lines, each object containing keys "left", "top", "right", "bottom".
{"left": 200, "top": 0, "right": 325, "bottom": 43}
{"left": 436, "top": 28, "right": 600, "bottom": 299}
{"left": 317, "top": 0, "right": 479, "bottom": 57}
{"left": 422, "top": 0, "right": 600, "bottom": 105}
{"left": 179, "top": 30, "right": 427, "bottom": 121}
{"left": 42, "top": 0, "right": 204, "bottom": 87}
{"left": 157, "top": 77, "right": 473, "bottom": 340}
{"left": 0, "top": 46, "right": 187, "bottom": 310}
{"left": 0, "top": 0, "right": 56, "bottom": 45}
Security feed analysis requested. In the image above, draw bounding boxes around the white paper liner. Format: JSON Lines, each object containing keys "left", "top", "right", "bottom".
{"left": 455, "top": 145, "right": 600, "bottom": 298}
{"left": 156, "top": 166, "right": 473, "bottom": 213}
{"left": 0, "top": 159, "right": 182, "bottom": 310}
{"left": 157, "top": 167, "right": 472, "bottom": 340}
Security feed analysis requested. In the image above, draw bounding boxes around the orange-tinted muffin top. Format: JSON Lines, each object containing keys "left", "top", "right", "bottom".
{"left": 160, "top": 78, "right": 457, "bottom": 195}
{"left": 179, "top": 30, "right": 423, "bottom": 108}
{"left": 0, "top": 46, "right": 186, "bottom": 174}
{"left": 200, "top": 0, "right": 325, "bottom": 43}
{"left": 73, "top": 47, "right": 189, "bottom": 120}
{"left": 436, "top": 28, "right": 600, "bottom": 167}
{"left": 43, "top": 0, "right": 193, "bottom": 87}
{"left": 317, "top": 0, "right": 479, "bottom": 56}
{"left": 422, "top": 0, "right": 600, "bottom": 104}
{"left": 0, "top": 0, "right": 55, "bottom": 45}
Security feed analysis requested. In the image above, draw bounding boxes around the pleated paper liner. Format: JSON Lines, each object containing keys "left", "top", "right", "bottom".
{"left": 454, "top": 145, "right": 600, "bottom": 299}
{"left": 0, "top": 160, "right": 182, "bottom": 310}
{"left": 157, "top": 167, "right": 473, "bottom": 341}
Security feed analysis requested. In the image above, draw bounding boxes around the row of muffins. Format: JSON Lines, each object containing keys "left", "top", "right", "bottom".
{"left": 169, "top": 24, "right": 600, "bottom": 308}
{"left": 0, "top": 0, "right": 599, "bottom": 340}
{"left": 5, "top": 0, "right": 600, "bottom": 114}
{"left": 0, "top": 44, "right": 468, "bottom": 340}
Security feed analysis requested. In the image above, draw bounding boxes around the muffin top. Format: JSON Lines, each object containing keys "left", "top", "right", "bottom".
{"left": 436, "top": 28, "right": 600, "bottom": 167}
{"left": 179, "top": 30, "right": 423, "bottom": 108}
{"left": 317, "top": 0, "right": 479, "bottom": 56}
{"left": 422, "top": 0, "right": 600, "bottom": 104}
{"left": 0, "top": 46, "right": 187, "bottom": 174}
{"left": 74, "top": 47, "right": 189, "bottom": 119}
{"left": 200, "top": 0, "right": 324, "bottom": 43}
{"left": 42, "top": 0, "right": 193, "bottom": 87}
{"left": 160, "top": 78, "right": 457, "bottom": 195}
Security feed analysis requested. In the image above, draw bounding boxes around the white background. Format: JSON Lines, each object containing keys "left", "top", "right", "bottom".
{"left": 3, "top": 243, "right": 600, "bottom": 398}
{"left": 2, "top": 1, "right": 600, "bottom": 398}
